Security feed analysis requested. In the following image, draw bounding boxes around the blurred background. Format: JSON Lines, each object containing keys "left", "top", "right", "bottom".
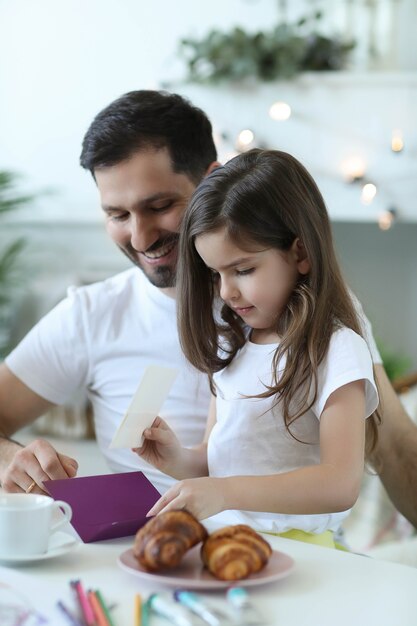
{"left": 0, "top": 0, "right": 416, "bottom": 377}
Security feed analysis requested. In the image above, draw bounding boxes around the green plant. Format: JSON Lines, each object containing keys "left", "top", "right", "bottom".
{"left": 179, "top": 11, "right": 355, "bottom": 84}
{"left": 0, "top": 171, "right": 33, "bottom": 358}
{"left": 376, "top": 340, "right": 412, "bottom": 382}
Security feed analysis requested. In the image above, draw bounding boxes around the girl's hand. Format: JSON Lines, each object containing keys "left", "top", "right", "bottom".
{"left": 146, "top": 477, "right": 226, "bottom": 520}
{"left": 133, "top": 416, "right": 183, "bottom": 476}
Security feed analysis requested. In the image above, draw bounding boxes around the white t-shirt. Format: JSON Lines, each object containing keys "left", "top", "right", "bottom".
{"left": 6, "top": 268, "right": 211, "bottom": 494}
{"left": 6, "top": 267, "right": 381, "bottom": 508}
{"left": 208, "top": 327, "right": 379, "bottom": 534}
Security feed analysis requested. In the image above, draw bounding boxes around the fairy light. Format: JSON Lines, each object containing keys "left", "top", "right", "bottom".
{"left": 269, "top": 101, "right": 292, "bottom": 121}
{"left": 378, "top": 208, "right": 396, "bottom": 231}
{"left": 237, "top": 129, "right": 254, "bottom": 145}
{"left": 391, "top": 129, "right": 404, "bottom": 153}
{"left": 236, "top": 129, "right": 255, "bottom": 152}
{"left": 341, "top": 156, "right": 366, "bottom": 182}
{"left": 361, "top": 183, "right": 377, "bottom": 204}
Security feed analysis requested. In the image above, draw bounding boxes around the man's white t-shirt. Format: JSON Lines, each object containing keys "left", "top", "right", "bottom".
{"left": 6, "top": 268, "right": 211, "bottom": 494}
{"left": 208, "top": 327, "right": 379, "bottom": 534}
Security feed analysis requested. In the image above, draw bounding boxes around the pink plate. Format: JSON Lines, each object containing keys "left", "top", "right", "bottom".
{"left": 118, "top": 545, "right": 294, "bottom": 590}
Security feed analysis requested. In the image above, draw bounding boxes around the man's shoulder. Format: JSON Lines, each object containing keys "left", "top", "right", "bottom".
{"left": 67, "top": 267, "right": 142, "bottom": 311}
{"left": 76, "top": 267, "right": 139, "bottom": 295}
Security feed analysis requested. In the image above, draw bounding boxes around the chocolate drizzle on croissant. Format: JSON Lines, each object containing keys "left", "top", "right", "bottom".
{"left": 201, "top": 524, "right": 272, "bottom": 581}
{"left": 133, "top": 510, "right": 208, "bottom": 571}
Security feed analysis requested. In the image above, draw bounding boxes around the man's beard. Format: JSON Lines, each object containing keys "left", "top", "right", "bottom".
{"left": 118, "top": 235, "right": 178, "bottom": 289}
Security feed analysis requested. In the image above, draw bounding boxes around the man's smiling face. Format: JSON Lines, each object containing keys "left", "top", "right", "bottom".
{"left": 96, "top": 147, "right": 197, "bottom": 293}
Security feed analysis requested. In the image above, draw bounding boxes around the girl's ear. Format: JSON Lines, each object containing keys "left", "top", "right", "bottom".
{"left": 292, "top": 238, "right": 311, "bottom": 275}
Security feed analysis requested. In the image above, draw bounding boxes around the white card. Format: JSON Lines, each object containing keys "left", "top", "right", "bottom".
{"left": 109, "top": 365, "right": 178, "bottom": 449}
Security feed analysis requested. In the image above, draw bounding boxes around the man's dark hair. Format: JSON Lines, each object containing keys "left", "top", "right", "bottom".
{"left": 80, "top": 90, "right": 217, "bottom": 183}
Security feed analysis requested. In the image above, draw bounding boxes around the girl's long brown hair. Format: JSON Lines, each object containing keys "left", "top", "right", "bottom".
{"left": 177, "top": 149, "right": 380, "bottom": 458}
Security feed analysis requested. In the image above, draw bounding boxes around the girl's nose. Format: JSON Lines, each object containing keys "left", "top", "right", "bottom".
{"left": 220, "top": 277, "right": 238, "bottom": 302}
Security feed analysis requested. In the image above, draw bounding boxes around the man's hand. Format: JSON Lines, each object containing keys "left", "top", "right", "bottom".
{"left": 0, "top": 438, "right": 78, "bottom": 493}
{"left": 134, "top": 416, "right": 183, "bottom": 476}
{"left": 146, "top": 477, "right": 226, "bottom": 520}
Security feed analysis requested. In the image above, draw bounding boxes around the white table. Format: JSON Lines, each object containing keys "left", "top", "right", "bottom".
{"left": 4, "top": 432, "right": 417, "bottom": 625}
{"left": 4, "top": 528, "right": 416, "bottom": 626}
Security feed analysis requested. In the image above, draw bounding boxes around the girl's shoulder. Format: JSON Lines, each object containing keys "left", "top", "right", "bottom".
{"left": 327, "top": 325, "right": 374, "bottom": 367}
{"left": 331, "top": 324, "right": 365, "bottom": 343}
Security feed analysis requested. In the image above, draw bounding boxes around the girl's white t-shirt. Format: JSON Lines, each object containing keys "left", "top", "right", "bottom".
{"left": 208, "top": 327, "right": 379, "bottom": 534}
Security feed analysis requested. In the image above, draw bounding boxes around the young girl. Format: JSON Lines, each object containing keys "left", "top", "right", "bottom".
{"left": 137, "top": 149, "right": 380, "bottom": 546}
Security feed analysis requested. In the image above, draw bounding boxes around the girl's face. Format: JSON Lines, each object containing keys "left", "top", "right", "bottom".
{"left": 195, "top": 227, "right": 309, "bottom": 344}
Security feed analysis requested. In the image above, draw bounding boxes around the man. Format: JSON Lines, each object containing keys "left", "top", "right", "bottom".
{"left": 0, "top": 90, "right": 416, "bottom": 530}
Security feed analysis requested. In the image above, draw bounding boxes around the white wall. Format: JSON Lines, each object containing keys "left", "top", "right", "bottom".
{"left": 0, "top": 0, "right": 278, "bottom": 220}
{"left": 1, "top": 0, "right": 417, "bottom": 222}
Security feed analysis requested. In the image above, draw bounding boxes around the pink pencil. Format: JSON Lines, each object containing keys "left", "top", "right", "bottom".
{"left": 70, "top": 579, "right": 96, "bottom": 626}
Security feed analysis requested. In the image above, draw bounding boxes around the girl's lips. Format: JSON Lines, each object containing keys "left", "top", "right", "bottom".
{"left": 233, "top": 305, "right": 254, "bottom": 314}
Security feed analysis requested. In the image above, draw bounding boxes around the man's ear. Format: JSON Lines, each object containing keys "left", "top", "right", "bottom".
{"left": 205, "top": 161, "right": 222, "bottom": 177}
{"left": 292, "top": 238, "right": 311, "bottom": 275}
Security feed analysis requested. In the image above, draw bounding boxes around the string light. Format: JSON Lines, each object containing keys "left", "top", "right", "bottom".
{"left": 378, "top": 208, "right": 397, "bottom": 231}
{"left": 341, "top": 156, "right": 366, "bottom": 182}
{"left": 214, "top": 122, "right": 405, "bottom": 232}
{"left": 361, "top": 182, "right": 377, "bottom": 204}
{"left": 236, "top": 129, "right": 255, "bottom": 151}
{"left": 269, "top": 101, "right": 292, "bottom": 121}
{"left": 391, "top": 129, "right": 404, "bottom": 153}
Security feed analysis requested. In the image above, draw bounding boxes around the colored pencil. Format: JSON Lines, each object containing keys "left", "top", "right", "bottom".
{"left": 134, "top": 593, "right": 141, "bottom": 626}
{"left": 70, "top": 579, "right": 96, "bottom": 626}
{"left": 88, "top": 590, "right": 110, "bottom": 626}
{"left": 139, "top": 598, "right": 150, "bottom": 626}
{"left": 96, "top": 588, "right": 116, "bottom": 626}
{"left": 57, "top": 600, "right": 85, "bottom": 626}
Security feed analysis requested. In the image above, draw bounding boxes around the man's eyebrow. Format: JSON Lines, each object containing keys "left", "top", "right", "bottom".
{"left": 101, "top": 193, "right": 178, "bottom": 213}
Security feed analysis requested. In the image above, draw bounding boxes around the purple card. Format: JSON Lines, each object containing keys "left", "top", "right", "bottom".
{"left": 44, "top": 471, "right": 161, "bottom": 543}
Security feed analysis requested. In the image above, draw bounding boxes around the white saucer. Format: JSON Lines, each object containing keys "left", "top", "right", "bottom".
{"left": 0, "top": 532, "right": 80, "bottom": 564}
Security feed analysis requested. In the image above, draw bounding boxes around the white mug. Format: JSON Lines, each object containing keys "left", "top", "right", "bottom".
{"left": 0, "top": 493, "right": 72, "bottom": 557}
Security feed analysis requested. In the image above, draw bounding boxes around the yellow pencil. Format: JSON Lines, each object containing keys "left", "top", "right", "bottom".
{"left": 134, "top": 593, "right": 142, "bottom": 626}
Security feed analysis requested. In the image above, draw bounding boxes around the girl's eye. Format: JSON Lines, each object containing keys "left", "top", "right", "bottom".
{"left": 236, "top": 268, "right": 254, "bottom": 276}
{"left": 210, "top": 270, "right": 220, "bottom": 281}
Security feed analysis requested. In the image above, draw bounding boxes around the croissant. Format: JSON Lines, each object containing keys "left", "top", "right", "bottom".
{"left": 201, "top": 524, "right": 272, "bottom": 581}
{"left": 133, "top": 509, "right": 208, "bottom": 571}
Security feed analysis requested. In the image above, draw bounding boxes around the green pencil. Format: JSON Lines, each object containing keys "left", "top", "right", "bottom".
{"left": 95, "top": 589, "right": 116, "bottom": 626}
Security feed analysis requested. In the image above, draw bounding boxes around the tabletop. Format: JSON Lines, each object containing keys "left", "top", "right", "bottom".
{"left": 3, "top": 527, "right": 417, "bottom": 626}
{"left": 2, "top": 432, "right": 416, "bottom": 625}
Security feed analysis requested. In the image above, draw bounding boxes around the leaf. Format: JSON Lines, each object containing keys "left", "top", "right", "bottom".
{"left": 178, "top": 15, "right": 355, "bottom": 84}
{"left": 0, "top": 171, "right": 32, "bottom": 347}
{"left": 0, "top": 238, "right": 26, "bottom": 292}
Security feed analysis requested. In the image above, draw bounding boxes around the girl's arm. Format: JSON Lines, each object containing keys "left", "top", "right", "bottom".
{"left": 136, "top": 395, "right": 217, "bottom": 481}
{"left": 148, "top": 380, "right": 366, "bottom": 518}
{"left": 222, "top": 379, "right": 366, "bottom": 515}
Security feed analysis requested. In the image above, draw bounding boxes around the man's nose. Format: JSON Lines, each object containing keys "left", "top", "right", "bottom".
{"left": 130, "top": 214, "right": 157, "bottom": 252}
